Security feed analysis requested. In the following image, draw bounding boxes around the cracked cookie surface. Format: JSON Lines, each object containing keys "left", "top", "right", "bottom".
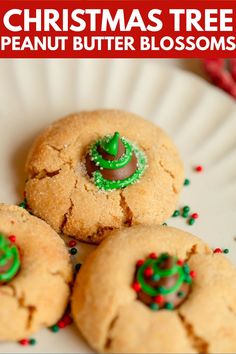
{"left": 25, "top": 110, "right": 184, "bottom": 243}
{"left": 71, "top": 225, "right": 236, "bottom": 353}
{"left": 0, "top": 204, "right": 72, "bottom": 341}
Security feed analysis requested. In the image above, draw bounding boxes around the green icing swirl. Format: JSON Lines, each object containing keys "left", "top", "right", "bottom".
{"left": 137, "top": 254, "right": 191, "bottom": 297}
{"left": 90, "top": 138, "right": 133, "bottom": 170}
{"left": 0, "top": 234, "right": 20, "bottom": 283}
{"left": 89, "top": 134, "right": 147, "bottom": 191}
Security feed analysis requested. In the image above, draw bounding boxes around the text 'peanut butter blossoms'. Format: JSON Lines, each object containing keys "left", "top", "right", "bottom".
{"left": 132, "top": 252, "right": 195, "bottom": 311}
{"left": 0, "top": 233, "right": 20, "bottom": 284}
{"left": 85, "top": 132, "right": 147, "bottom": 190}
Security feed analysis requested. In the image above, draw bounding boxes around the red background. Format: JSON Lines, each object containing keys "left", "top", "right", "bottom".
{"left": 0, "top": 0, "right": 235, "bottom": 58}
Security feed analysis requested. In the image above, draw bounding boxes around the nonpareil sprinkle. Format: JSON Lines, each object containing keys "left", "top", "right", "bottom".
{"left": 68, "top": 239, "right": 77, "bottom": 248}
{"left": 188, "top": 218, "right": 195, "bottom": 226}
{"left": 19, "top": 339, "right": 29, "bottom": 346}
{"left": 184, "top": 178, "right": 190, "bottom": 186}
{"left": 195, "top": 165, "right": 203, "bottom": 172}
{"left": 172, "top": 210, "right": 180, "bottom": 217}
{"left": 70, "top": 247, "right": 77, "bottom": 255}
{"left": 29, "top": 338, "right": 37, "bottom": 346}
{"left": 50, "top": 324, "right": 59, "bottom": 333}
{"left": 19, "top": 199, "right": 27, "bottom": 209}
{"left": 183, "top": 206, "right": 190, "bottom": 213}
{"left": 214, "top": 248, "right": 222, "bottom": 253}
{"left": 182, "top": 211, "right": 189, "bottom": 218}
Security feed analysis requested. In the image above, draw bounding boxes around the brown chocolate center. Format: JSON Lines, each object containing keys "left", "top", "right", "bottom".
{"left": 133, "top": 254, "right": 191, "bottom": 310}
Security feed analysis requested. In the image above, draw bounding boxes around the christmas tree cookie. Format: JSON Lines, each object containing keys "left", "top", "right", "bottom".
{"left": 72, "top": 225, "right": 236, "bottom": 353}
{"left": 0, "top": 233, "right": 20, "bottom": 284}
{"left": 25, "top": 110, "right": 184, "bottom": 243}
{"left": 132, "top": 252, "right": 194, "bottom": 310}
{"left": 0, "top": 204, "right": 72, "bottom": 341}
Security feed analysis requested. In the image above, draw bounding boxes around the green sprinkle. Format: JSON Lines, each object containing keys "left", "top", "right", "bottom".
{"left": 158, "top": 286, "right": 166, "bottom": 294}
{"left": 50, "top": 325, "right": 59, "bottom": 333}
{"left": 182, "top": 211, "right": 189, "bottom": 218}
{"left": 184, "top": 178, "right": 190, "bottom": 186}
{"left": 172, "top": 210, "right": 180, "bottom": 217}
{"left": 150, "top": 303, "right": 159, "bottom": 311}
{"left": 183, "top": 206, "right": 190, "bottom": 213}
{"left": 29, "top": 338, "right": 37, "bottom": 346}
{"left": 70, "top": 247, "right": 77, "bottom": 255}
{"left": 224, "top": 248, "right": 229, "bottom": 254}
{"left": 19, "top": 199, "right": 27, "bottom": 209}
{"left": 0, "top": 234, "right": 21, "bottom": 283}
{"left": 164, "top": 302, "right": 174, "bottom": 310}
{"left": 184, "top": 275, "right": 192, "bottom": 284}
{"left": 188, "top": 218, "right": 195, "bottom": 226}
{"left": 183, "top": 264, "right": 190, "bottom": 274}
{"left": 177, "top": 291, "right": 185, "bottom": 298}
{"left": 152, "top": 273, "right": 160, "bottom": 281}
{"left": 160, "top": 253, "right": 169, "bottom": 261}
{"left": 162, "top": 222, "right": 167, "bottom": 226}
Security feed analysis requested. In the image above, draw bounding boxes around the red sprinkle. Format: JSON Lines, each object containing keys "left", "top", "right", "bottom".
{"left": 195, "top": 165, "right": 203, "bottom": 172}
{"left": 132, "top": 282, "right": 141, "bottom": 292}
{"left": 68, "top": 240, "right": 77, "bottom": 248}
{"left": 177, "top": 259, "right": 184, "bottom": 266}
{"left": 58, "top": 320, "right": 66, "bottom": 329}
{"left": 8, "top": 235, "right": 16, "bottom": 243}
{"left": 154, "top": 295, "right": 164, "bottom": 304}
{"left": 214, "top": 248, "right": 222, "bottom": 253}
{"left": 144, "top": 267, "right": 153, "bottom": 277}
{"left": 149, "top": 252, "right": 157, "bottom": 259}
{"left": 63, "top": 314, "right": 73, "bottom": 326}
{"left": 19, "top": 339, "right": 29, "bottom": 346}
{"left": 190, "top": 270, "right": 197, "bottom": 279}
{"left": 136, "top": 259, "right": 144, "bottom": 267}
{"left": 191, "top": 213, "right": 199, "bottom": 219}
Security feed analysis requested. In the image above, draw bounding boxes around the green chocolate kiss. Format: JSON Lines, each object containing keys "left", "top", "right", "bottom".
{"left": 0, "top": 234, "right": 20, "bottom": 283}
{"left": 88, "top": 132, "right": 147, "bottom": 191}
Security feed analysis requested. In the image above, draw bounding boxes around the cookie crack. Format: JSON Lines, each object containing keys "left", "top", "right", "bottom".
{"left": 85, "top": 226, "right": 116, "bottom": 244}
{"left": 45, "top": 143, "right": 63, "bottom": 153}
{"left": 178, "top": 313, "right": 209, "bottom": 354}
{"left": 185, "top": 244, "right": 198, "bottom": 262}
{"left": 61, "top": 199, "right": 74, "bottom": 233}
{"left": 104, "top": 314, "right": 119, "bottom": 351}
{"left": 7, "top": 284, "right": 36, "bottom": 330}
{"left": 159, "top": 160, "right": 177, "bottom": 194}
{"left": 49, "top": 270, "right": 72, "bottom": 287}
{"left": 60, "top": 178, "right": 78, "bottom": 233}
{"left": 185, "top": 244, "right": 212, "bottom": 263}
{"left": 45, "top": 143, "right": 77, "bottom": 168}
{"left": 61, "top": 195, "right": 76, "bottom": 234}
{"left": 119, "top": 191, "right": 133, "bottom": 227}
{"left": 29, "top": 168, "right": 62, "bottom": 180}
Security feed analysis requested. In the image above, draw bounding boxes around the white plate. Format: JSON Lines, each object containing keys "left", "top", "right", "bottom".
{"left": 0, "top": 59, "right": 236, "bottom": 353}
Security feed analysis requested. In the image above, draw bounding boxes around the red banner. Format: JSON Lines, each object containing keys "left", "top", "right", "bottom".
{"left": 0, "top": 0, "right": 236, "bottom": 58}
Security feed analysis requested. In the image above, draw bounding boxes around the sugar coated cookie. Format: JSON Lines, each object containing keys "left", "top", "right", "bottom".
{"left": 25, "top": 110, "right": 184, "bottom": 243}
{"left": 0, "top": 204, "right": 72, "bottom": 341}
{"left": 72, "top": 225, "right": 236, "bottom": 353}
